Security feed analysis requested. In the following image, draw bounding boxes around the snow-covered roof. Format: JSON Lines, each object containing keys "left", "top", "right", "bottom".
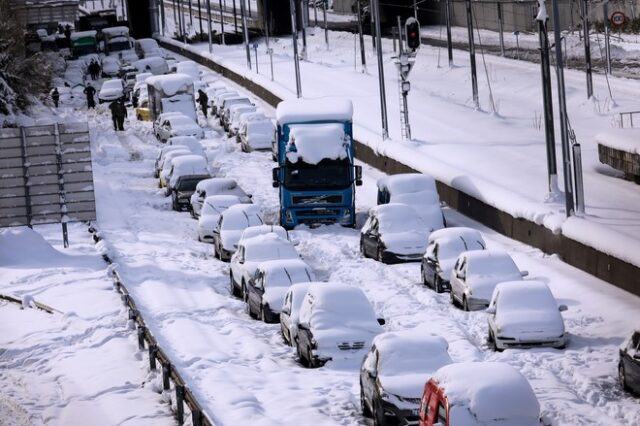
{"left": 101, "top": 26, "right": 129, "bottom": 37}
{"left": 196, "top": 178, "right": 238, "bottom": 193}
{"left": 428, "top": 227, "right": 484, "bottom": 245}
{"left": 257, "top": 259, "right": 315, "bottom": 283}
{"left": 377, "top": 173, "right": 437, "bottom": 195}
{"left": 168, "top": 136, "right": 203, "bottom": 154}
{"left": 276, "top": 97, "right": 353, "bottom": 124}
{"left": 240, "top": 225, "right": 288, "bottom": 243}
{"left": 432, "top": 362, "right": 540, "bottom": 422}
{"left": 241, "top": 233, "right": 298, "bottom": 262}
{"left": 493, "top": 280, "right": 557, "bottom": 312}
{"left": 146, "top": 73, "right": 193, "bottom": 96}
{"left": 221, "top": 204, "right": 263, "bottom": 230}
{"left": 595, "top": 128, "right": 640, "bottom": 154}
{"left": 369, "top": 203, "right": 424, "bottom": 228}
{"left": 136, "top": 38, "right": 159, "bottom": 49}
{"left": 285, "top": 123, "right": 348, "bottom": 165}
{"left": 70, "top": 30, "right": 96, "bottom": 40}
{"left": 374, "top": 331, "right": 451, "bottom": 376}
{"left": 170, "top": 154, "right": 207, "bottom": 170}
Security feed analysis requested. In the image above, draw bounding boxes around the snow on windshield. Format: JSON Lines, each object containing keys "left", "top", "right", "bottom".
{"left": 285, "top": 123, "right": 348, "bottom": 165}
{"left": 376, "top": 332, "right": 451, "bottom": 376}
{"left": 497, "top": 282, "right": 557, "bottom": 312}
{"left": 468, "top": 252, "right": 519, "bottom": 276}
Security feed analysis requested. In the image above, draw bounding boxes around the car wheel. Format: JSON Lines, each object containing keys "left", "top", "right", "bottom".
{"left": 619, "top": 363, "right": 630, "bottom": 392}
{"left": 463, "top": 296, "right": 470, "bottom": 312}
{"left": 306, "top": 346, "right": 316, "bottom": 368}
{"left": 434, "top": 275, "right": 443, "bottom": 293}
{"left": 376, "top": 246, "right": 385, "bottom": 263}
{"left": 360, "top": 385, "right": 372, "bottom": 418}
{"left": 229, "top": 273, "right": 240, "bottom": 297}
{"left": 296, "top": 340, "right": 308, "bottom": 367}
{"left": 260, "top": 305, "right": 268, "bottom": 323}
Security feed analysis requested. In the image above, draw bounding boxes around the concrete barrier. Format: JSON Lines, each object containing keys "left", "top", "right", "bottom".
{"left": 159, "top": 39, "right": 640, "bottom": 297}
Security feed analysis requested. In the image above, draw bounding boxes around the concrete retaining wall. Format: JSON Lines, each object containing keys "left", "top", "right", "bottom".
{"left": 159, "top": 39, "right": 640, "bottom": 297}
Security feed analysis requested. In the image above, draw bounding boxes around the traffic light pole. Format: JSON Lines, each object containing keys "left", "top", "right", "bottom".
{"left": 372, "top": 0, "right": 389, "bottom": 139}
{"left": 445, "top": 0, "right": 453, "bottom": 67}
{"left": 581, "top": 0, "right": 593, "bottom": 98}
{"left": 465, "top": 0, "right": 479, "bottom": 108}
{"left": 289, "top": 0, "right": 303, "bottom": 98}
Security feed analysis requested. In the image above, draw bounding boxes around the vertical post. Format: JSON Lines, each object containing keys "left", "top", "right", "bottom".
{"left": 240, "top": 0, "right": 251, "bottom": 69}
{"left": 197, "top": 0, "right": 203, "bottom": 36}
{"left": 188, "top": 0, "right": 193, "bottom": 26}
{"left": 172, "top": 0, "right": 178, "bottom": 36}
{"left": 207, "top": 0, "right": 213, "bottom": 52}
{"left": 413, "top": 0, "right": 418, "bottom": 19}
{"left": 497, "top": 2, "right": 505, "bottom": 56}
{"left": 137, "top": 326, "right": 145, "bottom": 350}
{"left": 289, "top": 0, "right": 303, "bottom": 97}
{"left": 445, "top": 0, "right": 453, "bottom": 67}
{"left": 465, "top": 0, "right": 479, "bottom": 108}
{"left": 551, "top": 0, "right": 575, "bottom": 217}
{"left": 175, "top": 384, "right": 185, "bottom": 425}
{"left": 392, "top": 27, "right": 397, "bottom": 52}
{"left": 323, "top": 0, "right": 328, "bottom": 47}
{"left": 121, "top": 0, "right": 126, "bottom": 20}
{"left": 254, "top": 43, "right": 259, "bottom": 73}
{"left": 148, "top": 345, "right": 157, "bottom": 370}
{"left": 162, "top": 363, "right": 171, "bottom": 390}
{"left": 603, "top": 1, "right": 612, "bottom": 74}
{"left": 53, "top": 124, "right": 69, "bottom": 247}
{"left": 581, "top": 0, "right": 593, "bottom": 98}
{"left": 268, "top": 47, "right": 274, "bottom": 80}
{"left": 233, "top": 0, "right": 238, "bottom": 33}
{"left": 372, "top": 0, "right": 389, "bottom": 139}
{"left": 177, "top": 0, "right": 185, "bottom": 42}
{"left": 149, "top": 0, "right": 160, "bottom": 35}
{"left": 397, "top": 15, "right": 403, "bottom": 54}
{"left": 219, "top": 0, "right": 225, "bottom": 44}
{"left": 160, "top": 0, "right": 166, "bottom": 36}
{"left": 573, "top": 143, "right": 585, "bottom": 215}
{"left": 314, "top": 0, "right": 318, "bottom": 26}
{"left": 300, "top": 0, "right": 308, "bottom": 60}
{"left": 248, "top": 0, "right": 252, "bottom": 17}
{"left": 357, "top": 0, "right": 366, "bottom": 71}
{"left": 192, "top": 410, "right": 203, "bottom": 426}
{"left": 514, "top": 31, "right": 520, "bottom": 59}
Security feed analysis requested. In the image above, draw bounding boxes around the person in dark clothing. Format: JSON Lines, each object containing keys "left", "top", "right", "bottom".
{"left": 64, "top": 25, "right": 71, "bottom": 43}
{"left": 89, "top": 60, "right": 99, "bottom": 80}
{"left": 51, "top": 88, "right": 60, "bottom": 108}
{"left": 197, "top": 89, "right": 209, "bottom": 118}
{"left": 83, "top": 84, "right": 96, "bottom": 109}
{"left": 109, "top": 99, "right": 127, "bottom": 131}
{"left": 58, "top": 24, "right": 64, "bottom": 34}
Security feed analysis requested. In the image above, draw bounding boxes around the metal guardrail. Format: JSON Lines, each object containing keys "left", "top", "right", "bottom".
{"left": 88, "top": 226, "right": 214, "bottom": 426}
{"left": 617, "top": 110, "right": 640, "bottom": 128}
{"left": 0, "top": 293, "right": 59, "bottom": 315}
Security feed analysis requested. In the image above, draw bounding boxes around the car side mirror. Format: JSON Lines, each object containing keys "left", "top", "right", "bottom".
{"left": 558, "top": 305, "right": 568, "bottom": 312}
{"left": 486, "top": 306, "right": 496, "bottom": 315}
{"left": 272, "top": 167, "right": 280, "bottom": 188}
{"left": 281, "top": 307, "right": 291, "bottom": 315}
{"left": 355, "top": 165, "right": 362, "bottom": 186}
{"left": 521, "top": 270, "right": 529, "bottom": 277}
{"left": 377, "top": 318, "right": 386, "bottom": 326}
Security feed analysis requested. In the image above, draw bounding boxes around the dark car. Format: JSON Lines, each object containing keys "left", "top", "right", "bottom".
{"left": 619, "top": 330, "right": 640, "bottom": 394}
{"left": 170, "top": 174, "right": 210, "bottom": 211}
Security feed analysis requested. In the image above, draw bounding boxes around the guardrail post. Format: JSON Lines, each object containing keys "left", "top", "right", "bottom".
{"left": 162, "top": 363, "right": 171, "bottom": 390}
{"left": 192, "top": 409, "right": 203, "bottom": 426}
{"left": 175, "top": 384, "right": 185, "bottom": 424}
{"left": 137, "top": 326, "right": 146, "bottom": 350}
{"left": 148, "top": 344, "right": 157, "bottom": 370}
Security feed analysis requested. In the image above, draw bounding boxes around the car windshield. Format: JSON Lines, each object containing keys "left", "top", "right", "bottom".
{"left": 439, "top": 238, "right": 484, "bottom": 261}
{"left": 171, "top": 117, "right": 196, "bottom": 127}
{"left": 176, "top": 178, "right": 202, "bottom": 191}
{"left": 469, "top": 255, "right": 518, "bottom": 276}
{"left": 201, "top": 199, "right": 237, "bottom": 216}
{"left": 283, "top": 158, "right": 351, "bottom": 191}
{"left": 108, "top": 40, "right": 131, "bottom": 52}
{"left": 499, "top": 287, "right": 555, "bottom": 312}
{"left": 223, "top": 211, "right": 262, "bottom": 230}
{"left": 378, "top": 213, "right": 424, "bottom": 234}
{"left": 103, "top": 80, "right": 122, "bottom": 90}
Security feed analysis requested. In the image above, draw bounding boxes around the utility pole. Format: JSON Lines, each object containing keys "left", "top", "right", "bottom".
{"left": 240, "top": 0, "right": 251, "bottom": 69}
{"left": 233, "top": 0, "right": 238, "bottom": 33}
{"left": 551, "top": 0, "right": 575, "bottom": 216}
{"left": 536, "top": 1, "right": 559, "bottom": 197}
{"left": 372, "top": 0, "right": 389, "bottom": 139}
{"left": 357, "top": 0, "right": 367, "bottom": 72}
{"left": 445, "top": 0, "right": 453, "bottom": 67}
{"left": 289, "top": 0, "right": 303, "bottom": 97}
{"left": 197, "top": 0, "right": 203, "bottom": 36}
{"left": 188, "top": 0, "right": 193, "bottom": 26}
{"left": 603, "top": 1, "right": 612, "bottom": 74}
{"left": 323, "top": 0, "right": 328, "bottom": 48}
{"left": 206, "top": 0, "right": 212, "bottom": 52}
{"left": 497, "top": 2, "right": 505, "bottom": 56}
{"left": 219, "top": 0, "right": 225, "bottom": 44}
{"left": 581, "top": 0, "right": 593, "bottom": 98}
{"left": 465, "top": 0, "right": 479, "bottom": 108}
{"left": 300, "top": 0, "right": 308, "bottom": 60}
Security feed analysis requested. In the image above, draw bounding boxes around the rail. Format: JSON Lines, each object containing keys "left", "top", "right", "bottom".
{"left": 617, "top": 110, "right": 640, "bottom": 128}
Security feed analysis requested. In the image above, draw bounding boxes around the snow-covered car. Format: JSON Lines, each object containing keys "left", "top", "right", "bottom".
{"left": 134, "top": 38, "right": 165, "bottom": 59}
{"left": 212, "top": 204, "right": 264, "bottom": 262}
{"left": 153, "top": 111, "right": 183, "bottom": 136}
{"left": 419, "top": 362, "right": 542, "bottom": 426}
{"left": 212, "top": 90, "right": 239, "bottom": 117}
{"left": 239, "top": 118, "right": 274, "bottom": 152}
{"left": 421, "top": 227, "right": 486, "bottom": 293}
{"left": 135, "top": 99, "right": 152, "bottom": 121}
{"left": 132, "top": 57, "right": 169, "bottom": 75}
{"left": 449, "top": 250, "right": 528, "bottom": 311}
{"left": 619, "top": 330, "right": 640, "bottom": 395}
{"left": 100, "top": 56, "right": 121, "bottom": 77}
{"left": 486, "top": 281, "right": 568, "bottom": 351}
{"left": 226, "top": 104, "right": 257, "bottom": 135}
{"left": 165, "top": 155, "right": 210, "bottom": 210}
{"left": 135, "top": 72, "right": 154, "bottom": 84}
{"left": 280, "top": 282, "right": 315, "bottom": 346}
{"left": 131, "top": 84, "right": 148, "bottom": 108}
{"left": 98, "top": 78, "right": 125, "bottom": 103}
{"left": 154, "top": 145, "right": 191, "bottom": 178}
{"left": 245, "top": 259, "right": 315, "bottom": 323}
{"left": 197, "top": 195, "right": 244, "bottom": 243}
{"left": 237, "top": 224, "right": 289, "bottom": 245}
{"left": 176, "top": 60, "right": 200, "bottom": 81}
{"left": 377, "top": 173, "right": 445, "bottom": 229}
{"left": 190, "top": 178, "right": 251, "bottom": 218}
{"left": 220, "top": 97, "right": 252, "bottom": 130}
{"left": 296, "top": 282, "right": 384, "bottom": 368}
{"left": 229, "top": 233, "right": 299, "bottom": 298}
{"left": 155, "top": 114, "right": 204, "bottom": 143}
{"left": 360, "top": 203, "right": 432, "bottom": 264}
{"left": 158, "top": 149, "right": 192, "bottom": 187}
{"left": 168, "top": 135, "right": 205, "bottom": 157}
{"left": 360, "top": 332, "right": 452, "bottom": 425}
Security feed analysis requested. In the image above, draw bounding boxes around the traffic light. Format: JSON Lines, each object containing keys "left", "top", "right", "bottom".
{"left": 405, "top": 18, "right": 421, "bottom": 51}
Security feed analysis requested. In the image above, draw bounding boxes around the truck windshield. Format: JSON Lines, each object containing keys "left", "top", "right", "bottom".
{"left": 108, "top": 40, "right": 131, "bottom": 52}
{"left": 283, "top": 158, "right": 351, "bottom": 190}
{"left": 177, "top": 178, "right": 203, "bottom": 191}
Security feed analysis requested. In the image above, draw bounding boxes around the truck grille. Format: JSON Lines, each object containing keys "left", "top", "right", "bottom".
{"left": 296, "top": 209, "right": 341, "bottom": 217}
{"left": 292, "top": 195, "right": 342, "bottom": 205}
{"left": 337, "top": 341, "right": 365, "bottom": 350}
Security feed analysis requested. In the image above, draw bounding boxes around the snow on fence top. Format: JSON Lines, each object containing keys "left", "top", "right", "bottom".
{"left": 276, "top": 98, "right": 353, "bottom": 124}
{"left": 146, "top": 73, "right": 193, "bottom": 96}
{"left": 595, "top": 128, "right": 640, "bottom": 154}
{"left": 101, "top": 26, "right": 130, "bottom": 38}
{"left": 285, "top": 123, "right": 348, "bottom": 165}
{"left": 69, "top": 30, "right": 96, "bottom": 40}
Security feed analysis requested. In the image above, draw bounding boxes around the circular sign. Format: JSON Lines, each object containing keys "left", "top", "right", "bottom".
{"left": 611, "top": 11, "right": 626, "bottom": 28}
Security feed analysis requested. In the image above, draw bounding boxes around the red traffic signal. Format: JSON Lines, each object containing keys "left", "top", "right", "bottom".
{"left": 405, "top": 19, "right": 420, "bottom": 51}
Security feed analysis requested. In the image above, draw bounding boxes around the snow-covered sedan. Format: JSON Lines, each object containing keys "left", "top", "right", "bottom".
{"left": 239, "top": 118, "right": 274, "bottom": 153}
{"left": 197, "top": 195, "right": 244, "bottom": 242}
{"left": 486, "top": 281, "right": 568, "bottom": 351}
{"left": 360, "top": 332, "right": 452, "bottom": 425}
{"left": 422, "top": 227, "right": 486, "bottom": 293}
{"left": 154, "top": 145, "right": 191, "bottom": 178}
{"left": 281, "top": 282, "right": 315, "bottom": 346}
{"left": 246, "top": 259, "right": 315, "bottom": 323}
{"left": 168, "top": 135, "right": 205, "bottom": 158}
{"left": 619, "top": 330, "right": 640, "bottom": 395}
{"left": 296, "top": 283, "right": 384, "bottom": 368}
{"left": 237, "top": 224, "right": 289, "bottom": 245}
{"left": 449, "top": 250, "right": 528, "bottom": 311}
{"left": 360, "top": 203, "right": 431, "bottom": 264}
{"left": 158, "top": 149, "right": 192, "bottom": 187}
{"left": 229, "top": 233, "right": 299, "bottom": 298}
{"left": 98, "top": 78, "right": 125, "bottom": 103}
{"left": 165, "top": 155, "right": 210, "bottom": 210}
{"left": 226, "top": 104, "right": 257, "bottom": 135}
{"left": 190, "top": 178, "right": 251, "bottom": 218}
{"left": 100, "top": 56, "right": 121, "bottom": 77}
{"left": 212, "top": 204, "right": 263, "bottom": 262}
{"left": 155, "top": 114, "right": 204, "bottom": 143}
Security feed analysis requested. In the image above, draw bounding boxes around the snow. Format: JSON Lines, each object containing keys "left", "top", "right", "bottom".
{"left": 146, "top": 73, "right": 193, "bottom": 96}
{"left": 432, "top": 362, "right": 541, "bottom": 423}
{"left": 257, "top": 259, "right": 315, "bottom": 313}
{"left": 276, "top": 97, "right": 353, "bottom": 124}
{"left": 101, "top": 26, "right": 129, "bottom": 38}
{"left": 595, "top": 128, "right": 640, "bottom": 154}
{"left": 285, "top": 123, "right": 348, "bottom": 165}
{"left": 168, "top": 154, "right": 209, "bottom": 187}
{"left": 239, "top": 224, "right": 289, "bottom": 243}
{"left": 69, "top": 30, "right": 96, "bottom": 41}
{"left": 219, "top": 204, "right": 264, "bottom": 250}
{"left": 377, "top": 173, "right": 438, "bottom": 197}
{"left": 427, "top": 227, "right": 487, "bottom": 276}
{"left": 241, "top": 233, "right": 299, "bottom": 263}
{"left": 133, "top": 57, "right": 169, "bottom": 75}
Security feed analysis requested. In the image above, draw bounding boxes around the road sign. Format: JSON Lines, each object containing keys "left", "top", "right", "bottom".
{"left": 611, "top": 11, "right": 626, "bottom": 28}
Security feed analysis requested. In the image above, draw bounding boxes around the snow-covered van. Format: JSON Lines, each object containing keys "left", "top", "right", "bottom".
{"left": 146, "top": 73, "right": 196, "bottom": 122}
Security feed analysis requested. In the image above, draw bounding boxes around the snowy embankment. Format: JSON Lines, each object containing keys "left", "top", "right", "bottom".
{"left": 157, "top": 25, "right": 640, "bottom": 270}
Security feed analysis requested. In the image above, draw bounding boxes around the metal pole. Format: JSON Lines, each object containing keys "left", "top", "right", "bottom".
{"left": 300, "top": 0, "right": 308, "bottom": 60}
{"left": 248, "top": 0, "right": 252, "bottom": 17}
{"left": 357, "top": 0, "right": 366, "bottom": 71}
{"left": 572, "top": 143, "right": 585, "bottom": 214}
{"left": 323, "top": 0, "right": 328, "bottom": 47}
{"left": 289, "top": 0, "right": 303, "bottom": 97}
{"left": 314, "top": 0, "right": 318, "bottom": 25}
{"left": 219, "top": 0, "right": 225, "bottom": 44}
{"left": 465, "top": 0, "right": 479, "bottom": 108}
{"left": 233, "top": 0, "right": 238, "bottom": 33}
{"left": 206, "top": 0, "right": 212, "bottom": 52}
{"left": 240, "top": 0, "right": 251, "bottom": 69}
{"left": 268, "top": 47, "right": 274, "bottom": 80}
{"left": 372, "top": 0, "right": 389, "bottom": 139}
{"left": 413, "top": 0, "right": 418, "bottom": 19}
{"left": 254, "top": 43, "right": 259, "bottom": 73}
{"left": 603, "top": 1, "right": 612, "bottom": 74}
{"left": 172, "top": 0, "right": 178, "bottom": 36}
{"left": 397, "top": 15, "right": 403, "bottom": 54}
{"left": 581, "top": 0, "right": 593, "bottom": 98}
{"left": 188, "top": 0, "right": 193, "bottom": 26}
{"left": 197, "top": 0, "right": 203, "bottom": 35}
{"left": 177, "top": 0, "right": 185, "bottom": 42}
{"left": 551, "top": 0, "right": 575, "bottom": 217}
{"left": 497, "top": 2, "right": 505, "bottom": 56}
{"left": 445, "top": 0, "right": 453, "bottom": 67}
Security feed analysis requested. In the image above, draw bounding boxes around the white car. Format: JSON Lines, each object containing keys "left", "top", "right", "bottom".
{"left": 360, "top": 203, "right": 432, "bottom": 264}
{"left": 100, "top": 56, "right": 121, "bottom": 77}
{"left": 212, "top": 204, "right": 264, "bottom": 262}
{"left": 212, "top": 90, "right": 238, "bottom": 116}
{"left": 132, "top": 57, "right": 169, "bottom": 75}
{"left": 487, "top": 281, "right": 568, "bottom": 351}
{"left": 296, "top": 283, "right": 384, "bottom": 368}
{"left": 176, "top": 60, "right": 200, "bottom": 81}
{"left": 168, "top": 135, "right": 205, "bottom": 157}
{"left": 421, "top": 227, "right": 486, "bottom": 293}
{"left": 153, "top": 111, "right": 183, "bottom": 136}
{"left": 155, "top": 114, "right": 204, "bottom": 143}
{"left": 154, "top": 145, "right": 192, "bottom": 178}
{"left": 190, "top": 178, "right": 251, "bottom": 218}
{"left": 229, "top": 233, "right": 299, "bottom": 298}
{"left": 220, "top": 97, "right": 252, "bottom": 130}
{"left": 245, "top": 259, "right": 316, "bottom": 323}
{"left": 98, "top": 78, "right": 124, "bottom": 103}
{"left": 134, "top": 38, "right": 165, "bottom": 59}
{"left": 197, "top": 195, "right": 245, "bottom": 243}
{"left": 377, "top": 173, "right": 445, "bottom": 228}
{"left": 360, "top": 332, "right": 452, "bottom": 424}
{"left": 239, "top": 118, "right": 274, "bottom": 152}
{"left": 166, "top": 154, "right": 209, "bottom": 192}
{"left": 449, "top": 250, "right": 528, "bottom": 311}
{"left": 237, "top": 224, "right": 289, "bottom": 245}
{"left": 158, "top": 149, "right": 192, "bottom": 188}
{"left": 280, "top": 282, "right": 316, "bottom": 346}
{"left": 227, "top": 104, "right": 257, "bottom": 135}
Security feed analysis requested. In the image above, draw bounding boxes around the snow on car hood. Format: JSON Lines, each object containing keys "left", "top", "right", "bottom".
{"left": 172, "top": 124, "right": 201, "bottom": 134}
{"left": 379, "top": 374, "right": 429, "bottom": 404}
{"left": 221, "top": 229, "right": 243, "bottom": 251}
{"left": 314, "top": 325, "right": 380, "bottom": 354}
{"left": 262, "top": 287, "right": 289, "bottom": 313}
{"left": 99, "top": 88, "right": 123, "bottom": 98}
{"left": 498, "top": 310, "right": 564, "bottom": 337}
{"left": 381, "top": 231, "right": 428, "bottom": 255}
{"left": 198, "top": 215, "right": 220, "bottom": 231}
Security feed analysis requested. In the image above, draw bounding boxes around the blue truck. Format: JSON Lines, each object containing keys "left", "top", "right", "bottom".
{"left": 271, "top": 98, "right": 362, "bottom": 229}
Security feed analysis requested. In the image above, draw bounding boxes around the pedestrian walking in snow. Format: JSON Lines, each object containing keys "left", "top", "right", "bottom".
{"left": 83, "top": 84, "right": 96, "bottom": 109}
{"left": 50, "top": 88, "right": 60, "bottom": 108}
{"left": 89, "top": 60, "right": 99, "bottom": 80}
{"left": 109, "top": 99, "right": 127, "bottom": 131}
{"left": 197, "top": 89, "right": 209, "bottom": 118}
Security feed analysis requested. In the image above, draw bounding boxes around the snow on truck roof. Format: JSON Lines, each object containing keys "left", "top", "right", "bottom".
{"left": 70, "top": 30, "right": 97, "bottom": 40}
{"left": 431, "top": 362, "right": 540, "bottom": 422}
{"left": 102, "top": 26, "right": 130, "bottom": 37}
{"left": 286, "top": 123, "right": 348, "bottom": 165}
{"left": 276, "top": 98, "right": 353, "bottom": 124}
{"left": 146, "top": 73, "right": 193, "bottom": 96}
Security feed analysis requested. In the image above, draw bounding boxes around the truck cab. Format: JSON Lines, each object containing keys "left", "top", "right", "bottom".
{"left": 271, "top": 98, "right": 362, "bottom": 229}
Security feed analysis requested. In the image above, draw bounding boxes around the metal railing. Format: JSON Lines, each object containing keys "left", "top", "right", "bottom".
{"left": 617, "top": 110, "right": 640, "bottom": 128}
